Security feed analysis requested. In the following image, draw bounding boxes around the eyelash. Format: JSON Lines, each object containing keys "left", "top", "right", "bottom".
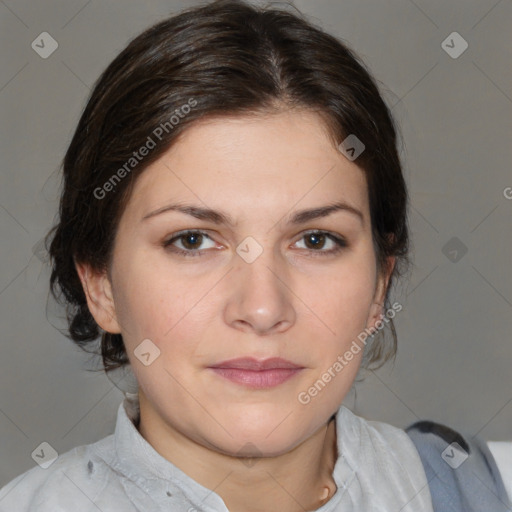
{"left": 162, "top": 230, "right": 348, "bottom": 258}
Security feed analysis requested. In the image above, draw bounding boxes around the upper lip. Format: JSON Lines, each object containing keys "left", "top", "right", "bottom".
{"left": 209, "top": 357, "right": 303, "bottom": 370}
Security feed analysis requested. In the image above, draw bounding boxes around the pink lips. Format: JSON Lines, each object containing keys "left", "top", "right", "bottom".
{"left": 208, "top": 357, "right": 304, "bottom": 389}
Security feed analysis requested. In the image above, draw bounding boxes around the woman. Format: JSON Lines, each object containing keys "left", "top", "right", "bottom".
{"left": 0, "top": 1, "right": 509, "bottom": 511}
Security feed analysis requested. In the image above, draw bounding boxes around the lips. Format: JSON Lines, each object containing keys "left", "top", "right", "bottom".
{"left": 208, "top": 357, "right": 303, "bottom": 370}
{"left": 208, "top": 357, "right": 304, "bottom": 389}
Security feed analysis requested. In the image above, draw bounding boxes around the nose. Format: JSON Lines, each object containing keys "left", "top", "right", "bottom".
{"left": 223, "top": 242, "right": 296, "bottom": 336}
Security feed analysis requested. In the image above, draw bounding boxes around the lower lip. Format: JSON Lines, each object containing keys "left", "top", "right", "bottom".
{"left": 209, "top": 368, "right": 303, "bottom": 389}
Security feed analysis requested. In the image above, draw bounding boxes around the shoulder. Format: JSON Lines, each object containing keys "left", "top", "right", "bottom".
{"left": 335, "top": 407, "right": 434, "bottom": 510}
{"left": 406, "top": 420, "right": 512, "bottom": 512}
{"left": 0, "top": 435, "right": 122, "bottom": 512}
{"left": 339, "top": 405, "right": 420, "bottom": 456}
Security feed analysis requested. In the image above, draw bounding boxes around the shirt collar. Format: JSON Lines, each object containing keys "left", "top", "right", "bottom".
{"left": 106, "top": 393, "right": 355, "bottom": 511}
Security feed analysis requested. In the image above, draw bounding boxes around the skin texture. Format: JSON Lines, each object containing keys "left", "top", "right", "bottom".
{"left": 76, "top": 108, "right": 395, "bottom": 512}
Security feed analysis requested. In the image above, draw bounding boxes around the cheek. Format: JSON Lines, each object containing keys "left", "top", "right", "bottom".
{"left": 112, "top": 238, "right": 377, "bottom": 357}
{"left": 110, "top": 251, "right": 175, "bottom": 344}
{"left": 111, "top": 251, "right": 212, "bottom": 358}
{"left": 299, "top": 254, "right": 377, "bottom": 340}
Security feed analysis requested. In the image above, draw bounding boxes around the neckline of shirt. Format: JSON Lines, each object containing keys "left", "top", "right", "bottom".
{"left": 95, "top": 395, "right": 356, "bottom": 511}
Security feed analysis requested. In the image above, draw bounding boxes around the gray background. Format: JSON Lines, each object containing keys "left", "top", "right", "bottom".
{"left": 1, "top": 0, "right": 511, "bottom": 487}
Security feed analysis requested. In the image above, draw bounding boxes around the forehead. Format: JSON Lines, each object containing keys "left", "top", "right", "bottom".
{"left": 122, "top": 110, "right": 369, "bottom": 223}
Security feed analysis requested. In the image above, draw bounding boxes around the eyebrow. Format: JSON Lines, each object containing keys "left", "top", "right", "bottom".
{"left": 142, "top": 200, "right": 364, "bottom": 226}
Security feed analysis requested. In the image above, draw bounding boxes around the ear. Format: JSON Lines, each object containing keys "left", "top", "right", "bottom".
{"left": 75, "top": 260, "right": 122, "bottom": 334}
{"left": 366, "top": 255, "right": 396, "bottom": 331}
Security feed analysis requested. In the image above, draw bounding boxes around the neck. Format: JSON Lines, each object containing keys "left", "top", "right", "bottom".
{"left": 137, "top": 392, "right": 338, "bottom": 512}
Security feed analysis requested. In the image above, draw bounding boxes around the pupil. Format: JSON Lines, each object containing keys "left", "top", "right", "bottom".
{"left": 307, "top": 233, "right": 324, "bottom": 249}
{"left": 184, "top": 233, "right": 201, "bottom": 249}
{"left": 181, "top": 233, "right": 326, "bottom": 251}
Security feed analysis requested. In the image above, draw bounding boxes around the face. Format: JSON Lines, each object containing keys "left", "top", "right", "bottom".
{"left": 79, "top": 109, "right": 392, "bottom": 457}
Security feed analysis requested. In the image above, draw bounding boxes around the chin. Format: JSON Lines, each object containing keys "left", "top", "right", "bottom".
{"left": 205, "top": 412, "right": 313, "bottom": 457}
{"left": 210, "top": 429, "right": 304, "bottom": 459}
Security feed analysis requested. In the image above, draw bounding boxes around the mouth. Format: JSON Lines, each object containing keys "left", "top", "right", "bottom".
{"left": 207, "top": 357, "right": 304, "bottom": 389}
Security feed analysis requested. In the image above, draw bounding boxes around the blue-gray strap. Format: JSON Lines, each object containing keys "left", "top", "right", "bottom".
{"left": 406, "top": 420, "right": 512, "bottom": 511}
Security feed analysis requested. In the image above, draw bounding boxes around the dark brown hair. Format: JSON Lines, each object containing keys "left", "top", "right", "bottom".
{"left": 46, "top": 0, "right": 410, "bottom": 374}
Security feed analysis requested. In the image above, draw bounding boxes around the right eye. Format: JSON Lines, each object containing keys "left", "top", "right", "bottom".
{"left": 162, "top": 230, "right": 218, "bottom": 257}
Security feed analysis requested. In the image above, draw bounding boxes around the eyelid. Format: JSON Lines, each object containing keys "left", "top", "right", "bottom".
{"left": 163, "top": 229, "right": 219, "bottom": 251}
{"left": 162, "top": 229, "right": 348, "bottom": 257}
{"left": 294, "top": 230, "right": 348, "bottom": 256}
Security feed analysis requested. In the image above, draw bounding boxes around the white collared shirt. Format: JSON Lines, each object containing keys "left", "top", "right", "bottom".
{"left": 488, "top": 441, "right": 512, "bottom": 502}
{"left": 0, "top": 395, "right": 433, "bottom": 511}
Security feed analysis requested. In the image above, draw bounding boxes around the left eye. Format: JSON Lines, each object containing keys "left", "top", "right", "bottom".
{"left": 294, "top": 231, "right": 347, "bottom": 254}
{"left": 162, "top": 230, "right": 347, "bottom": 257}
